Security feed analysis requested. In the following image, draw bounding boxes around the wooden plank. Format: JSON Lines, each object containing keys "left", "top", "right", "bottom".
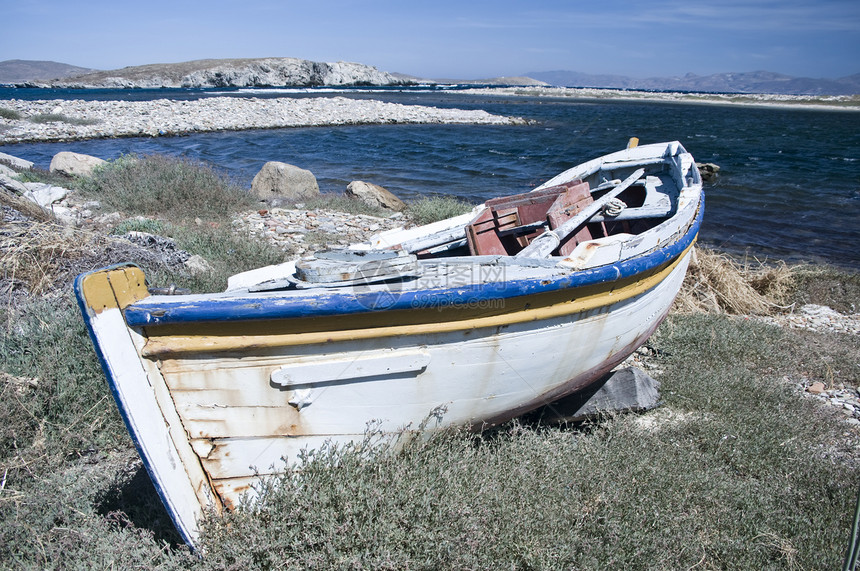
{"left": 516, "top": 168, "right": 645, "bottom": 259}
{"left": 271, "top": 349, "right": 431, "bottom": 387}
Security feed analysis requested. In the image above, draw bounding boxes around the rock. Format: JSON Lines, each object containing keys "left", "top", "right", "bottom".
{"left": 0, "top": 151, "right": 34, "bottom": 170}
{"left": 0, "top": 98, "right": 522, "bottom": 144}
{"left": 533, "top": 367, "right": 661, "bottom": 423}
{"left": 122, "top": 231, "right": 191, "bottom": 266}
{"left": 345, "top": 181, "right": 406, "bottom": 211}
{"left": 49, "top": 151, "right": 106, "bottom": 177}
{"left": 0, "top": 164, "right": 18, "bottom": 178}
{"left": 807, "top": 381, "right": 826, "bottom": 395}
{"left": 251, "top": 162, "right": 320, "bottom": 202}
{"left": 0, "top": 172, "right": 29, "bottom": 195}
{"left": 22, "top": 182, "right": 70, "bottom": 208}
{"left": 95, "top": 212, "right": 123, "bottom": 226}
{"left": 184, "top": 254, "right": 213, "bottom": 275}
{"left": 47, "top": 57, "right": 412, "bottom": 90}
{"left": 0, "top": 175, "right": 55, "bottom": 222}
{"left": 696, "top": 162, "right": 720, "bottom": 182}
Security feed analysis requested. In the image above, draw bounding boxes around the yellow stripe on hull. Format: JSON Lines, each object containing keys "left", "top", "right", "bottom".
{"left": 141, "top": 242, "right": 694, "bottom": 357}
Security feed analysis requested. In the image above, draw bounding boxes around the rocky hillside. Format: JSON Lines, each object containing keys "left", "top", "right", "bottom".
{"left": 25, "top": 57, "right": 413, "bottom": 89}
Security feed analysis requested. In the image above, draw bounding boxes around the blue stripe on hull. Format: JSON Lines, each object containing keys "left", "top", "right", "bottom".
{"left": 123, "top": 198, "right": 703, "bottom": 328}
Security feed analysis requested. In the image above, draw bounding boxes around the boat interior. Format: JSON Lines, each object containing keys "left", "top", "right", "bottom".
{"left": 224, "top": 157, "right": 689, "bottom": 293}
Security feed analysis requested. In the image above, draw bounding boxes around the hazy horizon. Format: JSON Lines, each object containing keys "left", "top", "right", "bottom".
{"left": 2, "top": 1, "right": 858, "bottom": 80}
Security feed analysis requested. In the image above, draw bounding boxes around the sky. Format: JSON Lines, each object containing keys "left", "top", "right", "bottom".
{"left": 1, "top": 0, "right": 858, "bottom": 80}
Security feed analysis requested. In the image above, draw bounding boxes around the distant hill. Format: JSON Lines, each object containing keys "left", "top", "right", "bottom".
{"left": 0, "top": 59, "right": 98, "bottom": 84}
{"left": 430, "top": 76, "right": 548, "bottom": 86}
{"left": 6, "top": 59, "right": 856, "bottom": 95}
{"left": 526, "top": 70, "right": 860, "bottom": 95}
{"left": 20, "top": 57, "right": 412, "bottom": 88}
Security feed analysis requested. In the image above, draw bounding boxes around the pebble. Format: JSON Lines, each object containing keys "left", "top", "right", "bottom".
{"left": 754, "top": 304, "right": 860, "bottom": 335}
{"left": 0, "top": 96, "right": 525, "bottom": 143}
{"left": 795, "top": 378, "right": 860, "bottom": 425}
{"left": 230, "top": 207, "right": 408, "bottom": 257}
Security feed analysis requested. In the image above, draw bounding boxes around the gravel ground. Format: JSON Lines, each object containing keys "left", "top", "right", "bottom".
{"left": 0, "top": 96, "right": 526, "bottom": 143}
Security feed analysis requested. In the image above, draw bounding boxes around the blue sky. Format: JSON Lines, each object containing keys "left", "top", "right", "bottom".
{"left": 2, "top": 0, "right": 858, "bottom": 79}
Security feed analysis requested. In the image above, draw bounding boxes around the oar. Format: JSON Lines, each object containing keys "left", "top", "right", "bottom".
{"left": 515, "top": 168, "right": 645, "bottom": 259}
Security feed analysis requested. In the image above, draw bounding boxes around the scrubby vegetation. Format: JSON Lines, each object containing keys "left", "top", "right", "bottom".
{"left": 0, "top": 107, "right": 22, "bottom": 120}
{"left": 27, "top": 113, "right": 99, "bottom": 126}
{"left": 408, "top": 194, "right": 475, "bottom": 225}
{"left": 1, "top": 153, "right": 858, "bottom": 569}
{"left": 300, "top": 192, "right": 389, "bottom": 217}
{"left": 78, "top": 154, "right": 257, "bottom": 222}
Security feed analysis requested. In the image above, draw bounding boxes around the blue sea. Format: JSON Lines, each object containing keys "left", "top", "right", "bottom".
{"left": 2, "top": 86, "right": 859, "bottom": 268}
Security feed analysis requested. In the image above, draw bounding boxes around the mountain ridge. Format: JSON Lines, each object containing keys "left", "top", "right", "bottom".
{"left": 0, "top": 59, "right": 97, "bottom": 83}
{"left": 1, "top": 59, "right": 857, "bottom": 95}
{"left": 525, "top": 70, "right": 860, "bottom": 96}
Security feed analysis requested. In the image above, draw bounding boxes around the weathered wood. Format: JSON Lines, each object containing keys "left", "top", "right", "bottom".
{"left": 516, "top": 168, "right": 645, "bottom": 258}
{"left": 295, "top": 249, "right": 419, "bottom": 284}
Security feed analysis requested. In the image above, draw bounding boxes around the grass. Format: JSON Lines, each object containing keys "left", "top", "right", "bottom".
{"left": 0, "top": 154, "right": 858, "bottom": 568}
{"left": 1, "top": 260, "right": 856, "bottom": 569}
{"left": 192, "top": 314, "right": 859, "bottom": 570}
{"left": 27, "top": 113, "right": 99, "bottom": 126}
{"left": 407, "top": 194, "right": 475, "bottom": 225}
{"left": 0, "top": 107, "right": 22, "bottom": 120}
{"left": 79, "top": 154, "right": 257, "bottom": 223}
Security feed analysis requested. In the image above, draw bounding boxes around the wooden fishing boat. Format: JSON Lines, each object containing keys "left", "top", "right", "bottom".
{"left": 75, "top": 140, "right": 703, "bottom": 545}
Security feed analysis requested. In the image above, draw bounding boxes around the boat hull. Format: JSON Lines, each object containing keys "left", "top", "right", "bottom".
{"left": 74, "top": 141, "right": 704, "bottom": 546}
{"left": 75, "top": 244, "right": 693, "bottom": 543}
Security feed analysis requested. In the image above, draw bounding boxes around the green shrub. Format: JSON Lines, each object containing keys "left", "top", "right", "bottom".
{"left": 0, "top": 295, "right": 127, "bottom": 469}
{"left": 79, "top": 154, "right": 256, "bottom": 222}
{"left": 12, "top": 167, "right": 72, "bottom": 186}
{"left": 788, "top": 264, "right": 860, "bottom": 314}
{"left": 0, "top": 107, "right": 22, "bottom": 120}
{"left": 165, "top": 223, "right": 286, "bottom": 292}
{"left": 408, "top": 195, "right": 474, "bottom": 225}
{"left": 28, "top": 113, "right": 99, "bottom": 126}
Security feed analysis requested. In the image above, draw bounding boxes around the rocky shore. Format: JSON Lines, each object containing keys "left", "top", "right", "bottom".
{"left": 463, "top": 86, "right": 860, "bottom": 111}
{"left": 0, "top": 96, "right": 526, "bottom": 143}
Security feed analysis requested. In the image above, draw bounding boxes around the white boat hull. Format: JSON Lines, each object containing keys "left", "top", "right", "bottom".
{"left": 75, "top": 140, "right": 704, "bottom": 546}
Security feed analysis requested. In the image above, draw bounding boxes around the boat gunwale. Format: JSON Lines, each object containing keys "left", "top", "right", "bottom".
{"left": 122, "top": 196, "right": 703, "bottom": 328}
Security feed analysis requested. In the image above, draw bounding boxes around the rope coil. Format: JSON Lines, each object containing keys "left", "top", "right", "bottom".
{"left": 602, "top": 197, "right": 626, "bottom": 217}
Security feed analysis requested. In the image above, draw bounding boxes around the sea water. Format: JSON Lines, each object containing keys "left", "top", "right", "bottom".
{"left": 2, "top": 87, "right": 858, "bottom": 268}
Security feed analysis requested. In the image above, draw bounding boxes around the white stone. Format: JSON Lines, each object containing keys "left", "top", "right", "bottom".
{"left": 49, "top": 151, "right": 106, "bottom": 177}
{"left": 0, "top": 152, "right": 35, "bottom": 170}
{"left": 22, "top": 182, "right": 70, "bottom": 207}
{"left": 184, "top": 254, "right": 213, "bottom": 275}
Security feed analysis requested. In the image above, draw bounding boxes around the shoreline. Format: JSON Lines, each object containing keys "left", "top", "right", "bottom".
{"left": 0, "top": 95, "right": 526, "bottom": 144}
{"left": 461, "top": 86, "right": 860, "bottom": 112}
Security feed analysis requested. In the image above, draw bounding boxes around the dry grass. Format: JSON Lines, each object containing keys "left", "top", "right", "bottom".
{"left": 674, "top": 246, "right": 796, "bottom": 315}
{"left": 0, "top": 218, "right": 189, "bottom": 306}
{"left": 0, "top": 221, "right": 108, "bottom": 298}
